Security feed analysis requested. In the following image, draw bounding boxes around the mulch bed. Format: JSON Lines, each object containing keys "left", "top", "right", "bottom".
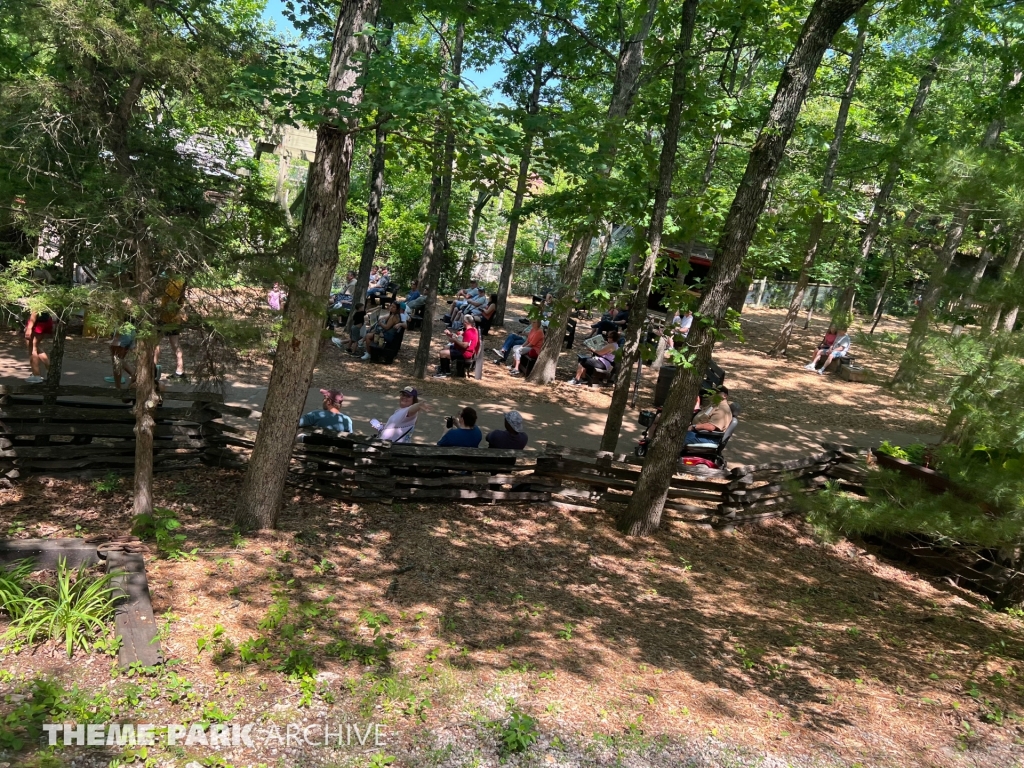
{"left": 2, "top": 467, "right": 1022, "bottom": 767}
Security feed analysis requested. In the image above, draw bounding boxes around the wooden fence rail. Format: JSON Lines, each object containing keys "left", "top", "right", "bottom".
{"left": 1, "top": 389, "right": 848, "bottom": 525}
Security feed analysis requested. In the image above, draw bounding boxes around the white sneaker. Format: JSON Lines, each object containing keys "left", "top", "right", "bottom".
{"left": 804, "top": 363, "right": 816, "bottom": 370}
{"left": 361, "top": 353, "right": 371, "bottom": 361}
{"left": 25, "top": 375, "right": 44, "bottom": 384}
{"left": 817, "top": 368, "right": 824, "bottom": 375}
{"left": 330, "top": 337, "right": 342, "bottom": 349}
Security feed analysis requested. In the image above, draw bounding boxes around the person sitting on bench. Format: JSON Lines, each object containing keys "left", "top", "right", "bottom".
{"left": 494, "top": 330, "right": 526, "bottom": 363}
{"left": 299, "top": 389, "right": 354, "bottom": 433}
{"left": 405, "top": 279, "right": 427, "bottom": 311}
{"left": 684, "top": 387, "right": 732, "bottom": 446}
{"left": 569, "top": 330, "right": 620, "bottom": 386}
{"left": 452, "top": 280, "right": 481, "bottom": 309}
{"left": 590, "top": 304, "right": 628, "bottom": 337}
{"left": 361, "top": 301, "right": 403, "bottom": 360}
{"left": 508, "top": 318, "right": 545, "bottom": 376}
{"left": 331, "top": 270, "right": 357, "bottom": 309}
{"left": 436, "top": 406, "right": 483, "bottom": 447}
{"left": 471, "top": 293, "right": 498, "bottom": 325}
{"left": 366, "top": 266, "right": 391, "bottom": 301}
{"left": 450, "top": 288, "right": 488, "bottom": 328}
{"left": 804, "top": 327, "right": 850, "bottom": 374}
{"left": 486, "top": 410, "right": 528, "bottom": 449}
{"left": 434, "top": 314, "right": 480, "bottom": 378}
{"left": 336, "top": 303, "right": 366, "bottom": 353}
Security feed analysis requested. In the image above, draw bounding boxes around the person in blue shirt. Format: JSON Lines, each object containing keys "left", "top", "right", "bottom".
{"left": 436, "top": 406, "right": 483, "bottom": 447}
{"left": 299, "top": 389, "right": 354, "bottom": 433}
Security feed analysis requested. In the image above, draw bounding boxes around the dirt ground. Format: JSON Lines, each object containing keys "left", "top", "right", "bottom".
{"left": 304, "top": 298, "right": 944, "bottom": 441}
{"left": 0, "top": 298, "right": 978, "bottom": 768}
{"left": 2, "top": 468, "right": 1023, "bottom": 767}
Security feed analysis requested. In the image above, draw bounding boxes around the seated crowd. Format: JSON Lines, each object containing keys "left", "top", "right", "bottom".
{"left": 298, "top": 385, "right": 529, "bottom": 449}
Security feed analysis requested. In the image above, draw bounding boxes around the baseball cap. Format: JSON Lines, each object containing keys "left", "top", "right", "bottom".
{"left": 319, "top": 388, "right": 344, "bottom": 406}
{"left": 400, "top": 386, "right": 418, "bottom": 399}
{"left": 505, "top": 410, "right": 524, "bottom": 431}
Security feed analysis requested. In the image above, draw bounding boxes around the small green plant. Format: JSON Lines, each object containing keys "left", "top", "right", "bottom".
{"left": 312, "top": 558, "right": 334, "bottom": 576}
{"left": 557, "top": 622, "right": 574, "bottom": 641}
{"left": 359, "top": 608, "right": 391, "bottom": 634}
{"left": 0, "top": 560, "right": 33, "bottom": 619}
{"left": 92, "top": 472, "right": 122, "bottom": 494}
{"left": 231, "top": 529, "right": 246, "bottom": 549}
{"left": 196, "top": 624, "right": 225, "bottom": 655}
{"left": 367, "top": 754, "right": 396, "bottom": 768}
{"left": 131, "top": 507, "right": 187, "bottom": 558}
{"left": 491, "top": 707, "right": 538, "bottom": 756}
{"left": 5, "top": 557, "right": 121, "bottom": 656}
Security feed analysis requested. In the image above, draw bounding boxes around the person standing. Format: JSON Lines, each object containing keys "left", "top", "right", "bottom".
{"left": 155, "top": 274, "right": 186, "bottom": 379}
{"left": 268, "top": 282, "right": 285, "bottom": 311}
{"left": 24, "top": 311, "right": 53, "bottom": 383}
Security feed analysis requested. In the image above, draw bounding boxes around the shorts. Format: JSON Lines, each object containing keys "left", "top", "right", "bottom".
{"left": 32, "top": 319, "right": 54, "bottom": 336}
{"left": 349, "top": 326, "right": 365, "bottom": 343}
{"left": 159, "top": 325, "right": 181, "bottom": 336}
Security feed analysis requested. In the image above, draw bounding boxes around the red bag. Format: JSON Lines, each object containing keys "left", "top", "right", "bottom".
{"left": 681, "top": 456, "right": 718, "bottom": 469}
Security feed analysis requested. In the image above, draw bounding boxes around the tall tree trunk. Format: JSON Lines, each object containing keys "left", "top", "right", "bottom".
{"left": 347, "top": 20, "right": 395, "bottom": 327}
{"left": 413, "top": 20, "right": 465, "bottom": 379}
{"left": 458, "top": 188, "right": 491, "bottom": 286}
{"left": 236, "top": 0, "right": 382, "bottom": 530}
{"left": 768, "top": 9, "right": 867, "bottom": 356}
{"left": 530, "top": 0, "right": 660, "bottom": 384}
{"left": 276, "top": 155, "right": 293, "bottom": 225}
{"left": 416, "top": 18, "right": 450, "bottom": 287}
{"left": 892, "top": 113, "right": 1006, "bottom": 384}
{"left": 677, "top": 49, "right": 762, "bottom": 286}
{"left": 496, "top": 52, "right": 544, "bottom": 325}
{"left": 993, "top": 233, "right": 1024, "bottom": 332}
{"left": 951, "top": 226, "right": 999, "bottom": 336}
{"left": 44, "top": 231, "right": 79, "bottom": 390}
{"left": 591, "top": 220, "right": 615, "bottom": 290}
{"left": 600, "top": 0, "right": 700, "bottom": 453}
{"left": 618, "top": 0, "right": 869, "bottom": 537}
{"left": 349, "top": 120, "right": 388, "bottom": 327}
{"left": 836, "top": 11, "right": 961, "bottom": 317}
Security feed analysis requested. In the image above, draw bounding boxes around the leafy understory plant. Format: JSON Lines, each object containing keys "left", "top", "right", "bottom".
{"left": 0, "top": 559, "right": 34, "bottom": 620}
{"left": 132, "top": 506, "right": 189, "bottom": 558}
{"left": 5, "top": 557, "right": 122, "bottom": 656}
{"left": 488, "top": 701, "right": 539, "bottom": 756}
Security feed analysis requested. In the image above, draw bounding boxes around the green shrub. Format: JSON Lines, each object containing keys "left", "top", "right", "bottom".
{"left": 0, "top": 559, "right": 33, "bottom": 620}
{"left": 131, "top": 507, "right": 187, "bottom": 557}
{"left": 5, "top": 558, "right": 121, "bottom": 656}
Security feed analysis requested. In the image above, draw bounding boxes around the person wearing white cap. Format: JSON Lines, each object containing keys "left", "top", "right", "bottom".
{"left": 485, "top": 410, "right": 528, "bottom": 449}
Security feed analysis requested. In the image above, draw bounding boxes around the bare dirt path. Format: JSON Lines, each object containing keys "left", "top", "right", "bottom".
{"left": 0, "top": 300, "right": 941, "bottom": 463}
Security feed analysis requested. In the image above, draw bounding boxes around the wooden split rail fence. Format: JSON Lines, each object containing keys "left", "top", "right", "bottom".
{"left": 0, "top": 384, "right": 233, "bottom": 483}
{"left": 522, "top": 444, "right": 845, "bottom": 526}
{"left": 1, "top": 387, "right": 850, "bottom": 525}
